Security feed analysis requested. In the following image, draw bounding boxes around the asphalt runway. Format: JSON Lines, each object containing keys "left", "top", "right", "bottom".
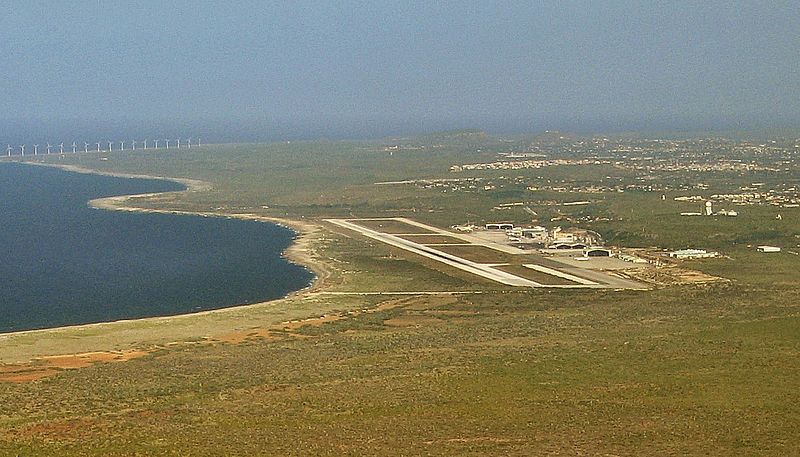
{"left": 327, "top": 218, "right": 648, "bottom": 290}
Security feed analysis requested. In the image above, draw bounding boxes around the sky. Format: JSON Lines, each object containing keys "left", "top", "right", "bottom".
{"left": 1, "top": 1, "right": 798, "bottom": 142}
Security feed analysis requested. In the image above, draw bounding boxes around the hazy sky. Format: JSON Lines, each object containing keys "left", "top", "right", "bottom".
{"left": 1, "top": 1, "right": 798, "bottom": 141}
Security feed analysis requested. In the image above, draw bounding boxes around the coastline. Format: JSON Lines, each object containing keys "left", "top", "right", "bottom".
{"left": 0, "top": 161, "right": 331, "bottom": 350}
{"left": 22, "top": 161, "right": 212, "bottom": 193}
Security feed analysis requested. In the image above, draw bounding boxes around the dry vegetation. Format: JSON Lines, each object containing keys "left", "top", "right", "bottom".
{"left": 0, "top": 137, "right": 798, "bottom": 455}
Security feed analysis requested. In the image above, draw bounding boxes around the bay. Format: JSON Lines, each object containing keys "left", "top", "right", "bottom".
{"left": 0, "top": 163, "right": 313, "bottom": 333}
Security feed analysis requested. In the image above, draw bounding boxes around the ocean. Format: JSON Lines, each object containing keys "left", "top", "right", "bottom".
{"left": 0, "top": 162, "right": 313, "bottom": 333}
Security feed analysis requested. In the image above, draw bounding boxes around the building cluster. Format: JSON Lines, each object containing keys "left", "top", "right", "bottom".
{"left": 525, "top": 182, "right": 672, "bottom": 193}
{"left": 441, "top": 136, "right": 798, "bottom": 203}
{"left": 477, "top": 223, "right": 603, "bottom": 248}
{"left": 378, "top": 176, "right": 534, "bottom": 194}
{"left": 619, "top": 161, "right": 780, "bottom": 173}
{"left": 666, "top": 245, "right": 784, "bottom": 258}
{"left": 710, "top": 191, "right": 800, "bottom": 208}
{"left": 450, "top": 158, "right": 608, "bottom": 173}
{"left": 674, "top": 184, "right": 799, "bottom": 216}
{"left": 678, "top": 200, "right": 739, "bottom": 217}
{"left": 523, "top": 135, "right": 798, "bottom": 164}
{"left": 668, "top": 249, "right": 720, "bottom": 259}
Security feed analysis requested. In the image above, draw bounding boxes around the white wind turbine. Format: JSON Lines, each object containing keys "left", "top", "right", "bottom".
{"left": 59, "top": 142, "right": 64, "bottom": 154}
{"left": 6, "top": 145, "right": 11, "bottom": 156}
{"left": 20, "top": 145, "right": 25, "bottom": 156}
{"left": 46, "top": 143, "right": 52, "bottom": 154}
{"left": 72, "top": 142, "right": 77, "bottom": 153}
{"left": 33, "top": 144, "right": 39, "bottom": 155}
{"left": 165, "top": 139, "right": 170, "bottom": 149}
{"left": 132, "top": 140, "right": 136, "bottom": 150}
{"left": 153, "top": 139, "right": 159, "bottom": 148}
{"left": 143, "top": 139, "right": 148, "bottom": 149}
{"left": 84, "top": 142, "right": 90, "bottom": 153}
{"left": 107, "top": 141, "right": 112, "bottom": 151}
{"left": 119, "top": 141, "right": 124, "bottom": 151}
{"left": 95, "top": 142, "right": 101, "bottom": 152}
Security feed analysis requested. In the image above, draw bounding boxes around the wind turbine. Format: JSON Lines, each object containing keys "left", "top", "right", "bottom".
{"left": 153, "top": 139, "right": 159, "bottom": 149}
{"left": 165, "top": 139, "right": 170, "bottom": 149}
{"left": 46, "top": 143, "right": 52, "bottom": 154}
{"left": 72, "top": 142, "right": 77, "bottom": 153}
{"left": 132, "top": 140, "right": 136, "bottom": 150}
{"left": 33, "top": 144, "right": 39, "bottom": 155}
{"left": 143, "top": 139, "right": 147, "bottom": 149}
{"left": 119, "top": 141, "right": 124, "bottom": 151}
{"left": 186, "top": 137, "right": 191, "bottom": 148}
{"left": 95, "top": 142, "right": 101, "bottom": 152}
{"left": 6, "top": 145, "right": 11, "bottom": 157}
{"left": 59, "top": 143, "right": 64, "bottom": 154}
{"left": 176, "top": 138, "right": 181, "bottom": 148}
{"left": 20, "top": 145, "right": 25, "bottom": 156}
{"left": 107, "top": 141, "right": 112, "bottom": 151}
{"left": 84, "top": 142, "right": 89, "bottom": 153}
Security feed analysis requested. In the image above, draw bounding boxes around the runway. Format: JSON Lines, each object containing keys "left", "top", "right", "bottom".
{"left": 326, "top": 218, "right": 647, "bottom": 289}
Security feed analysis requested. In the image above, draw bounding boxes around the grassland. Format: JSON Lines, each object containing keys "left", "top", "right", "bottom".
{"left": 0, "top": 134, "right": 798, "bottom": 455}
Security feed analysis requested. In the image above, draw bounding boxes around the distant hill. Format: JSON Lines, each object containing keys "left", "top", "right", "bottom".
{"left": 385, "top": 129, "right": 488, "bottom": 143}
{"left": 383, "top": 129, "right": 498, "bottom": 150}
{"left": 419, "top": 129, "right": 489, "bottom": 141}
{"left": 530, "top": 130, "right": 579, "bottom": 142}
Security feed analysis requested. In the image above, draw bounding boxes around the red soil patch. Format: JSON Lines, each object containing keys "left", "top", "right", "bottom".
{"left": 0, "top": 350, "right": 149, "bottom": 384}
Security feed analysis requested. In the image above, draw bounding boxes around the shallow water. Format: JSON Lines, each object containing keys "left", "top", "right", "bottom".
{"left": 0, "top": 163, "right": 313, "bottom": 333}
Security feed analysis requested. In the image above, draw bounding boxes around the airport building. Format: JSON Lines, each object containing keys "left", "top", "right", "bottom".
{"left": 668, "top": 249, "right": 719, "bottom": 259}
{"left": 618, "top": 254, "right": 649, "bottom": 263}
{"left": 549, "top": 242, "right": 586, "bottom": 250}
{"left": 485, "top": 223, "right": 514, "bottom": 230}
{"left": 507, "top": 226, "right": 548, "bottom": 242}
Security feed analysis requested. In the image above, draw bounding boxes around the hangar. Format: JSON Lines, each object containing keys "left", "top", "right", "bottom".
{"left": 549, "top": 242, "right": 588, "bottom": 250}
{"left": 485, "top": 223, "right": 514, "bottom": 230}
{"left": 584, "top": 248, "right": 612, "bottom": 257}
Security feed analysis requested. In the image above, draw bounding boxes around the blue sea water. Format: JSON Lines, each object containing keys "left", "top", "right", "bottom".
{"left": 0, "top": 163, "right": 313, "bottom": 333}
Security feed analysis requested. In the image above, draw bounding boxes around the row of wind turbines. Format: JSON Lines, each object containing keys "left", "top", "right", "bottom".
{"left": 5, "top": 138, "right": 201, "bottom": 157}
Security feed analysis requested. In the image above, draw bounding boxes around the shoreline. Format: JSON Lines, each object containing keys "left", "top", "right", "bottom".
{"left": 0, "top": 161, "right": 331, "bottom": 340}
{"left": 21, "top": 160, "right": 212, "bottom": 193}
